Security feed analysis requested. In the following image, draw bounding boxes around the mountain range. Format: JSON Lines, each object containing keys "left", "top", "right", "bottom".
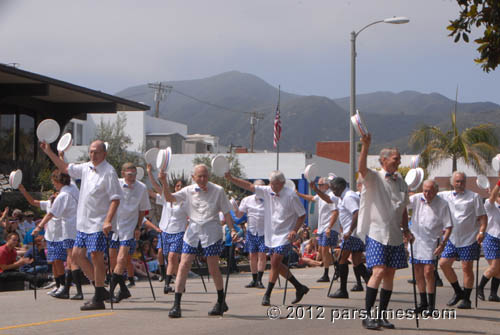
{"left": 115, "top": 71, "right": 500, "bottom": 154}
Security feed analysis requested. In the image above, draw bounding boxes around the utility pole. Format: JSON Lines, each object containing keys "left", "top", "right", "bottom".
{"left": 148, "top": 82, "right": 172, "bottom": 118}
{"left": 244, "top": 111, "right": 264, "bottom": 152}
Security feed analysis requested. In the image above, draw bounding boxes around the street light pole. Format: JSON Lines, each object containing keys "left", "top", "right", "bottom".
{"left": 349, "top": 17, "right": 409, "bottom": 191}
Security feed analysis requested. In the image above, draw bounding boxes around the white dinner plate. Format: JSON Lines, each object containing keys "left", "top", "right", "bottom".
{"left": 36, "top": 119, "right": 60, "bottom": 144}
{"left": 304, "top": 163, "right": 319, "bottom": 183}
{"left": 136, "top": 167, "right": 145, "bottom": 181}
{"left": 9, "top": 169, "right": 22, "bottom": 189}
{"left": 57, "top": 133, "right": 73, "bottom": 152}
{"left": 211, "top": 155, "right": 229, "bottom": 177}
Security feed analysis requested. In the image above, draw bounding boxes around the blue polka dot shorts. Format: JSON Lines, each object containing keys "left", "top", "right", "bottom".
{"left": 182, "top": 240, "right": 223, "bottom": 257}
{"left": 110, "top": 238, "right": 136, "bottom": 255}
{"left": 340, "top": 236, "right": 365, "bottom": 252}
{"left": 47, "top": 241, "right": 67, "bottom": 262}
{"left": 74, "top": 231, "right": 108, "bottom": 253}
{"left": 268, "top": 243, "right": 291, "bottom": 256}
{"left": 63, "top": 239, "right": 75, "bottom": 250}
{"left": 245, "top": 232, "right": 268, "bottom": 253}
{"left": 318, "top": 230, "right": 338, "bottom": 247}
{"left": 160, "top": 232, "right": 184, "bottom": 255}
{"left": 483, "top": 233, "right": 500, "bottom": 260}
{"left": 441, "top": 240, "right": 479, "bottom": 261}
{"left": 365, "top": 236, "right": 408, "bottom": 269}
{"left": 409, "top": 257, "right": 435, "bottom": 265}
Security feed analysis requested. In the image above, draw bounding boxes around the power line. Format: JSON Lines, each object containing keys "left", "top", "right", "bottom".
{"left": 244, "top": 111, "right": 265, "bottom": 152}
{"left": 148, "top": 82, "right": 172, "bottom": 118}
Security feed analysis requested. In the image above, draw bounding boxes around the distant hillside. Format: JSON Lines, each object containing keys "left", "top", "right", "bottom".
{"left": 115, "top": 72, "right": 500, "bottom": 154}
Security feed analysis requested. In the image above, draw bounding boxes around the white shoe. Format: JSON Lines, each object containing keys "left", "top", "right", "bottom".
{"left": 43, "top": 281, "right": 57, "bottom": 289}
{"left": 47, "top": 287, "right": 59, "bottom": 296}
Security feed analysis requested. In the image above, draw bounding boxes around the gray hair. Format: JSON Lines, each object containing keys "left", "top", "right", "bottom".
{"left": 253, "top": 179, "right": 266, "bottom": 186}
{"left": 423, "top": 179, "right": 439, "bottom": 192}
{"left": 269, "top": 170, "right": 286, "bottom": 183}
{"left": 450, "top": 171, "right": 466, "bottom": 184}
{"left": 378, "top": 147, "right": 399, "bottom": 165}
{"left": 193, "top": 164, "right": 210, "bottom": 175}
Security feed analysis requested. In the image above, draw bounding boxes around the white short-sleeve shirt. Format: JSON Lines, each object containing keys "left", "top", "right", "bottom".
{"left": 254, "top": 185, "right": 306, "bottom": 248}
{"left": 113, "top": 179, "right": 151, "bottom": 241}
{"left": 239, "top": 195, "right": 265, "bottom": 236}
{"left": 439, "top": 190, "right": 486, "bottom": 247}
{"left": 484, "top": 200, "right": 500, "bottom": 239}
{"left": 67, "top": 160, "right": 123, "bottom": 234}
{"left": 40, "top": 200, "right": 63, "bottom": 242}
{"left": 338, "top": 188, "right": 361, "bottom": 238}
{"left": 173, "top": 182, "right": 231, "bottom": 248}
{"left": 357, "top": 168, "right": 409, "bottom": 246}
{"left": 408, "top": 194, "right": 453, "bottom": 260}
{"left": 156, "top": 193, "right": 189, "bottom": 234}
{"left": 49, "top": 184, "right": 79, "bottom": 240}
{"left": 313, "top": 192, "right": 338, "bottom": 234}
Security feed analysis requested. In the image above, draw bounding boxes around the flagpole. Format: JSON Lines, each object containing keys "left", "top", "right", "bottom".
{"left": 276, "top": 85, "right": 280, "bottom": 170}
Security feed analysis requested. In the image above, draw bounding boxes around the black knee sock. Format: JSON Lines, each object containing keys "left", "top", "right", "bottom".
{"left": 365, "top": 286, "right": 378, "bottom": 312}
{"left": 287, "top": 275, "right": 302, "bottom": 289}
{"left": 56, "top": 275, "right": 65, "bottom": 289}
{"left": 379, "top": 289, "right": 392, "bottom": 312}
{"left": 64, "top": 270, "right": 73, "bottom": 291}
{"left": 419, "top": 292, "right": 428, "bottom": 306}
{"left": 463, "top": 288, "right": 472, "bottom": 301}
{"left": 160, "top": 265, "right": 166, "bottom": 278}
{"left": 451, "top": 281, "right": 462, "bottom": 295}
{"left": 353, "top": 265, "right": 363, "bottom": 285}
{"left": 428, "top": 293, "right": 436, "bottom": 310}
{"left": 265, "top": 282, "right": 275, "bottom": 297}
{"left": 55, "top": 275, "right": 62, "bottom": 288}
{"left": 479, "top": 275, "right": 490, "bottom": 290}
{"left": 491, "top": 277, "right": 500, "bottom": 296}
{"left": 252, "top": 273, "right": 258, "bottom": 282}
{"left": 217, "top": 289, "right": 224, "bottom": 303}
{"left": 339, "top": 264, "right": 349, "bottom": 291}
{"left": 128, "top": 276, "right": 135, "bottom": 285}
{"left": 174, "top": 292, "right": 182, "bottom": 306}
{"left": 72, "top": 269, "right": 82, "bottom": 294}
{"left": 95, "top": 286, "right": 106, "bottom": 302}
{"left": 323, "top": 267, "right": 329, "bottom": 277}
{"left": 358, "top": 263, "right": 369, "bottom": 283}
{"left": 258, "top": 271, "right": 264, "bottom": 282}
{"left": 165, "top": 275, "right": 173, "bottom": 286}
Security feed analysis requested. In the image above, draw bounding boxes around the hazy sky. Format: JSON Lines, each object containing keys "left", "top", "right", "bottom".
{"left": 1, "top": 0, "right": 499, "bottom": 104}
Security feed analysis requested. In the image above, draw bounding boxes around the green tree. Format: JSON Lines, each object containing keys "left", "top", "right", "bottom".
{"left": 448, "top": 0, "right": 500, "bottom": 72}
{"left": 192, "top": 154, "right": 247, "bottom": 200}
{"left": 409, "top": 110, "right": 498, "bottom": 175}
{"left": 79, "top": 113, "right": 141, "bottom": 172}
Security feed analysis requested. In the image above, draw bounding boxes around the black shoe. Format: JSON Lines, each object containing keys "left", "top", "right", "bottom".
{"left": 328, "top": 289, "right": 349, "bottom": 299}
{"left": 378, "top": 317, "right": 395, "bottom": 329}
{"left": 477, "top": 288, "right": 485, "bottom": 301}
{"left": 53, "top": 289, "right": 69, "bottom": 299}
{"left": 159, "top": 275, "right": 164, "bottom": 282}
{"left": 447, "top": 292, "right": 462, "bottom": 306}
{"left": 414, "top": 303, "right": 429, "bottom": 315}
{"left": 261, "top": 295, "right": 271, "bottom": 306}
{"left": 208, "top": 301, "right": 229, "bottom": 316}
{"left": 168, "top": 305, "right": 182, "bottom": 318}
{"left": 70, "top": 293, "right": 84, "bottom": 300}
{"left": 291, "top": 285, "right": 309, "bottom": 304}
{"left": 164, "top": 285, "right": 174, "bottom": 294}
{"left": 102, "top": 288, "right": 111, "bottom": 301}
{"left": 256, "top": 281, "right": 265, "bottom": 289}
{"left": 407, "top": 279, "right": 416, "bottom": 284}
{"left": 80, "top": 300, "right": 105, "bottom": 311}
{"left": 488, "top": 294, "right": 500, "bottom": 302}
{"left": 362, "top": 316, "right": 380, "bottom": 330}
{"left": 457, "top": 299, "right": 472, "bottom": 309}
{"left": 351, "top": 284, "right": 364, "bottom": 292}
{"left": 112, "top": 289, "right": 131, "bottom": 303}
{"left": 435, "top": 277, "right": 443, "bottom": 287}
{"left": 245, "top": 280, "right": 257, "bottom": 288}
{"left": 316, "top": 275, "right": 330, "bottom": 283}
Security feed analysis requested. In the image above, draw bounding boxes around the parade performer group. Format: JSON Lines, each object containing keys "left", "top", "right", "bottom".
{"left": 5, "top": 131, "right": 500, "bottom": 332}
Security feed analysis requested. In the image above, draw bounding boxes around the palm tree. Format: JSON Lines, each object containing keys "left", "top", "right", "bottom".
{"left": 409, "top": 109, "right": 498, "bottom": 175}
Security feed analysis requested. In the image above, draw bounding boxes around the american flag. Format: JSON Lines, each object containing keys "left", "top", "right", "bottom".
{"left": 273, "top": 92, "right": 281, "bottom": 148}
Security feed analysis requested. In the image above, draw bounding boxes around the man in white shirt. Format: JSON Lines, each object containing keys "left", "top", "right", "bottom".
{"left": 438, "top": 171, "right": 487, "bottom": 309}
{"left": 226, "top": 170, "right": 309, "bottom": 307}
{"left": 357, "top": 134, "right": 412, "bottom": 330}
{"left": 476, "top": 177, "right": 500, "bottom": 302}
{"left": 407, "top": 179, "right": 453, "bottom": 315}
{"left": 40, "top": 140, "right": 122, "bottom": 311}
{"left": 109, "top": 163, "right": 151, "bottom": 303}
{"left": 233, "top": 180, "right": 268, "bottom": 289}
{"left": 161, "top": 164, "right": 237, "bottom": 318}
{"left": 296, "top": 177, "right": 338, "bottom": 283}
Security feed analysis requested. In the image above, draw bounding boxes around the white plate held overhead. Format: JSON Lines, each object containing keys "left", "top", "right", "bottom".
{"left": 9, "top": 170, "right": 22, "bottom": 189}
{"left": 476, "top": 175, "right": 490, "bottom": 190}
{"left": 350, "top": 110, "right": 368, "bottom": 137}
{"left": 156, "top": 149, "right": 167, "bottom": 171}
{"left": 36, "top": 119, "right": 60, "bottom": 144}
{"left": 412, "top": 168, "right": 424, "bottom": 191}
{"left": 136, "top": 167, "right": 145, "bottom": 181}
{"left": 164, "top": 147, "right": 172, "bottom": 172}
{"left": 57, "top": 133, "right": 73, "bottom": 152}
{"left": 405, "top": 169, "right": 418, "bottom": 188}
{"left": 411, "top": 155, "right": 421, "bottom": 169}
{"left": 492, "top": 154, "right": 500, "bottom": 172}
{"left": 144, "top": 148, "right": 159, "bottom": 166}
{"left": 211, "top": 155, "right": 229, "bottom": 177}
{"left": 304, "top": 163, "right": 319, "bottom": 183}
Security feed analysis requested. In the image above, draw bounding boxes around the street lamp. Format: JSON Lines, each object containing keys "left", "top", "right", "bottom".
{"left": 349, "top": 16, "right": 409, "bottom": 191}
